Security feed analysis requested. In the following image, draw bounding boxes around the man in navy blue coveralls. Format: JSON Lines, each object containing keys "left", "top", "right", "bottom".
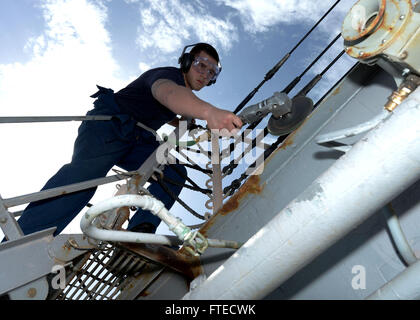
{"left": 14, "top": 43, "right": 243, "bottom": 237}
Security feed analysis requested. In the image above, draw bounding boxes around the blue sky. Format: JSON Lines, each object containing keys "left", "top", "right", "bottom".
{"left": 0, "top": 0, "right": 359, "bottom": 236}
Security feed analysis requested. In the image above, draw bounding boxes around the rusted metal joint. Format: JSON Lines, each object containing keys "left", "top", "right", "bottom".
{"left": 183, "top": 230, "right": 209, "bottom": 257}
{"left": 150, "top": 167, "right": 164, "bottom": 182}
{"left": 385, "top": 74, "right": 420, "bottom": 111}
{"left": 342, "top": 0, "right": 420, "bottom": 76}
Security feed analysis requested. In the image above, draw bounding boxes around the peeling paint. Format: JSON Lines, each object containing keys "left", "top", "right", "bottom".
{"left": 296, "top": 182, "right": 324, "bottom": 202}
{"left": 285, "top": 208, "right": 293, "bottom": 217}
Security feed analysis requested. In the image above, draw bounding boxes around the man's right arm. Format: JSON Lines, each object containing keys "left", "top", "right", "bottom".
{"left": 151, "top": 79, "right": 242, "bottom": 132}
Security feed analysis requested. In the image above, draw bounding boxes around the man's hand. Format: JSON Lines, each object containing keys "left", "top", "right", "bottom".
{"left": 205, "top": 108, "right": 243, "bottom": 133}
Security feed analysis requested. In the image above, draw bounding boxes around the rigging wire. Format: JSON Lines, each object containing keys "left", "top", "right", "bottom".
{"left": 162, "top": 175, "right": 211, "bottom": 195}
{"left": 221, "top": 35, "right": 343, "bottom": 176}
{"left": 232, "top": 0, "right": 342, "bottom": 115}
{"left": 125, "top": 1, "right": 345, "bottom": 219}
{"left": 8, "top": 2, "right": 345, "bottom": 224}
{"left": 178, "top": 162, "right": 212, "bottom": 175}
{"left": 295, "top": 49, "right": 346, "bottom": 97}
{"left": 282, "top": 33, "right": 342, "bottom": 94}
{"left": 154, "top": 175, "right": 206, "bottom": 220}
{"left": 170, "top": 164, "right": 212, "bottom": 195}
{"left": 223, "top": 49, "right": 348, "bottom": 196}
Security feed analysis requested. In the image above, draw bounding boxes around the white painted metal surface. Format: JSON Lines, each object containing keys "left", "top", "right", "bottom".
{"left": 184, "top": 86, "right": 420, "bottom": 300}
{"left": 367, "top": 258, "right": 420, "bottom": 300}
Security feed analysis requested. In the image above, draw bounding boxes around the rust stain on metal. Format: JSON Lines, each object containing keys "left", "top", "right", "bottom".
{"left": 132, "top": 174, "right": 143, "bottom": 190}
{"left": 358, "top": 51, "right": 373, "bottom": 59}
{"left": 199, "top": 175, "right": 265, "bottom": 237}
{"left": 114, "top": 206, "right": 130, "bottom": 230}
{"left": 331, "top": 85, "right": 341, "bottom": 97}
{"left": 27, "top": 288, "right": 37, "bottom": 298}
{"left": 61, "top": 243, "right": 71, "bottom": 256}
{"left": 345, "top": 7, "right": 402, "bottom": 59}
{"left": 265, "top": 110, "right": 313, "bottom": 163}
{"left": 279, "top": 133, "right": 295, "bottom": 150}
{"left": 121, "top": 242, "right": 203, "bottom": 280}
{"left": 138, "top": 290, "right": 150, "bottom": 297}
{"left": 199, "top": 215, "right": 217, "bottom": 237}
{"left": 199, "top": 95, "right": 313, "bottom": 236}
{"left": 265, "top": 127, "right": 298, "bottom": 163}
{"left": 220, "top": 175, "right": 264, "bottom": 215}
{"left": 348, "top": 3, "right": 412, "bottom": 60}
{"left": 345, "top": 0, "right": 386, "bottom": 42}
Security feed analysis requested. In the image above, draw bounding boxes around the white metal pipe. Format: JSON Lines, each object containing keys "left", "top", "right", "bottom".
{"left": 80, "top": 194, "right": 182, "bottom": 246}
{"left": 383, "top": 205, "right": 418, "bottom": 266}
{"left": 80, "top": 194, "right": 242, "bottom": 250}
{"left": 0, "top": 115, "right": 113, "bottom": 123}
{"left": 183, "top": 87, "right": 420, "bottom": 300}
{"left": 367, "top": 258, "right": 420, "bottom": 300}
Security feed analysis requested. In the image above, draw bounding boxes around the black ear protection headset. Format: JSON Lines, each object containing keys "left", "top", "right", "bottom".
{"left": 178, "top": 43, "right": 222, "bottom": 86}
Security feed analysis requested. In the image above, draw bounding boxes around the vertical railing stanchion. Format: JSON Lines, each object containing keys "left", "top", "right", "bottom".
{"left": 210, "top": 133, "right": 223, "bottom": 214}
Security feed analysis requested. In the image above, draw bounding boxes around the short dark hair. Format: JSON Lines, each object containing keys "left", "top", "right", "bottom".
{"left": 190, "top": 43, "right": 220, "bottom": 63}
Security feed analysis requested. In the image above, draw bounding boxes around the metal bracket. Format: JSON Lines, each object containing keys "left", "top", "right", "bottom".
{"left": 0, "top": 227, "right": 56, "bottom": 296}
{"left": 0, "top": 194, "right": 24, "bottom": 241}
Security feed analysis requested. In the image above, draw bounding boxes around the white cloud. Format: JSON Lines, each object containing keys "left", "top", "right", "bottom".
{"left": 216, "top": 0, "right": 326, "bottom": 33}
{"left": 0, "top": 0, "right": 125, "bottom": 117}
{"left": 123, "top": 0, "right": 355, "bottom": 72}
{"left": 308, "top": 50, "right": 356, "bottom": 101}
{"left": 217, "top": 0, "right": 354, "bottom": 36}
{"left": 134, "top": 0, "right": 238, "bottom": 58}
{"left": 0, "top": 0, "right": 127, "bottom": 234}
{"left": 0, "top": 0, "right": 359, "bottom": 239}
{"left": 138, "top": 62, "right": 152, "bottom": 74}
{"left": 211, "top": 0, "right": 356, "bottom": 102}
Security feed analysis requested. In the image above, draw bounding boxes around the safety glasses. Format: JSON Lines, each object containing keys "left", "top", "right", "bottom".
{"left": 191, "top": 56, "right": 221, "bottom": 81}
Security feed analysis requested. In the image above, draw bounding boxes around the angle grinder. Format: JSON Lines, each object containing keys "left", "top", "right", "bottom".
{"left": 238, "top": 92, "right": 313, "bottom": 136}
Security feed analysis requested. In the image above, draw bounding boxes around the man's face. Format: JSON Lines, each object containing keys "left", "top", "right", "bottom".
{"left": 184, "top": 51, "right": 219, "bottom": 91}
